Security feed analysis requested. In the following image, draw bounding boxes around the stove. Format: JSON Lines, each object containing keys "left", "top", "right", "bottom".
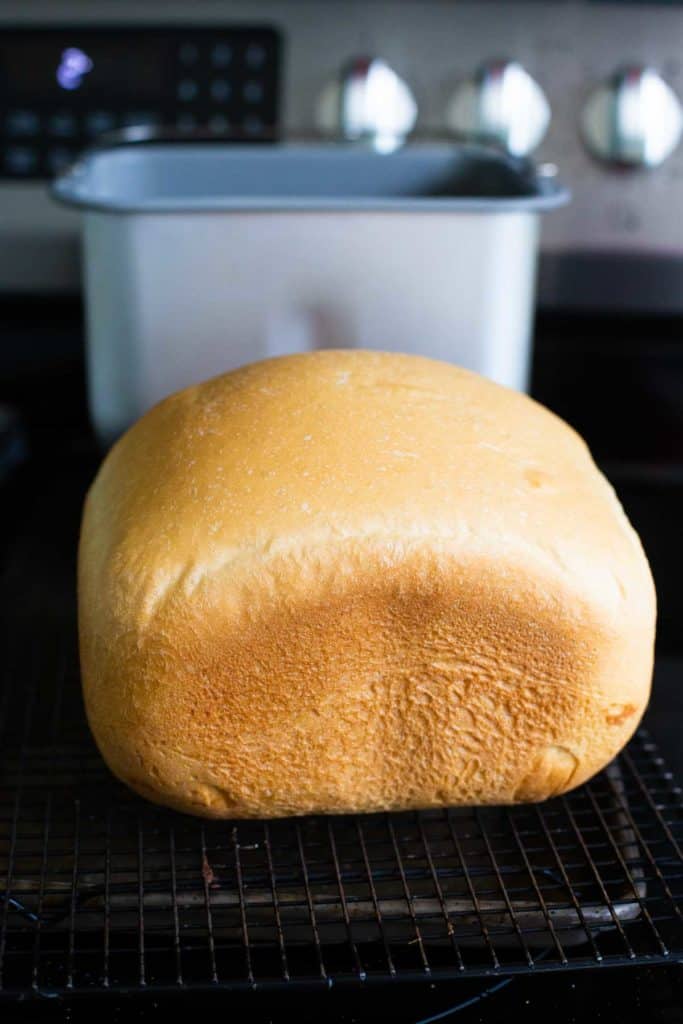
{"left": 1, "top": 3, "right": 683, "bottom": 1017}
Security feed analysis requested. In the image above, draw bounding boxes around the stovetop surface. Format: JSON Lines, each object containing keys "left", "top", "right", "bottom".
{"left": 0, "top": 299, "right": 681, "bottom": 1020}
{"left": 0, "top": 450, "right": 681, "bottom": 1024}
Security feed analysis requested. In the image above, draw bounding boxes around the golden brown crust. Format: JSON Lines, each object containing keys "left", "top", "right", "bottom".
{"left": 78, "top": 350, "right": 656, "bottom": 818}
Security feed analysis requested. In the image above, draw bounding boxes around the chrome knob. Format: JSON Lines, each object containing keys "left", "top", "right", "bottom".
{"left": 316, "top": 57, "right": 417, "bottom": 152}
{"left": 581, "top": 66, "right": 682, "bottom": 168}
{"left": 446, "top": 59, "right": 550, "bottom": 157}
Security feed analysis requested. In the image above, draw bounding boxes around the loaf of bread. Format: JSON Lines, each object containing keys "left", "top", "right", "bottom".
{"left": 79, "top": 350, "right": 655, "bottom": 818}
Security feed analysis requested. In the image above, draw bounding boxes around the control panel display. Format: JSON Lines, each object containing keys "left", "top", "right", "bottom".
{"left": 0, "top": 26, "right": 281, "bottom": 179}
{"left": 3, "top": 37, "right": 167, "bottom": 100}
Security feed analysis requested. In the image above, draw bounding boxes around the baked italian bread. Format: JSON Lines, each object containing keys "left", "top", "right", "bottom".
{"left": 78, "top": 350, "right": 655, "bottom": 818}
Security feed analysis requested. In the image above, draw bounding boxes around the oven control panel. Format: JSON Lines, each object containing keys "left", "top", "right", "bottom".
{"left": 0, "top": 26, "right": 280, "bottom": 179}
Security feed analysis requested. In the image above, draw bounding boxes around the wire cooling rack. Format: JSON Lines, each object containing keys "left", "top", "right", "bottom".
{"left": 0, "top": 622, "right": 681, "bottom": 1002}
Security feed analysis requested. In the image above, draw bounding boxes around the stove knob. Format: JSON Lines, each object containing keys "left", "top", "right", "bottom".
{"left": 316, "top": 57, "right": 417, "bottom": 152}
{"left": 581, "top": 66, "right": 682, "bottom": 168}
{"left": 446, "top": 59, "right": 550, "bottom": 157}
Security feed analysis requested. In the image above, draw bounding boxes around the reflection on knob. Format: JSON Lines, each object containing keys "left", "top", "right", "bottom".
{"left": 581, "top": 66, "right": 682, "bottom": 168}
{"left": 446, "top": 60, "right": 550, "bottom": 157}
{"left": 316, "top": 57, "right": 417, "bottom": 152}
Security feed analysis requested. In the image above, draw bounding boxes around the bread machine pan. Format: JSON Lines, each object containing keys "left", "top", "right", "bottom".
{"left": 52, "top": 143, "right": 568, "bottom": 445}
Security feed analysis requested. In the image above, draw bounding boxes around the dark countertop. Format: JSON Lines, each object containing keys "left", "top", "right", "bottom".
{"left": 0, "top": 300, "right": 681, "bottom": 1021}
{"left": 4, "top": 966, "right": 683, "bottom": 1024}
{"left": 645, "top": 659, "right": 683, "bottom": 785}
{"left": 1, "top": 444, "right": 681, "bottom": 1024}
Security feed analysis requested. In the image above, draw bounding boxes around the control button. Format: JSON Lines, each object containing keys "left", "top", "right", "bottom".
{"left": 245, "top": 44, "right": 266, "bottom": 70}
{"left": 243, "top": 80, "right": 264, "bottom": 104}
{"left": 446, "top": 60, "right": 550, "bottom": 157}
{"left": 4, "top": 145, "right": 38, "bottom": 175}
{"left": 582, "top": 66, "right": 682, "bottom": 168}
{"left": 47, "top": 146, "right": 74, "bottom": 174}
{"left": 317, "top": 57, "right": 417, "bottom": 150}
{"left": 5, "top": 110, "right": 40, "bottom": 137}
{"left": 243, "top": 115, "right": 264, "bottom": 136}
{"left": 211, "top": 43, "right": 232, "bottom": 68}
{"left": 122, "top": 111, "right": 160, "bottom": 128}
{"left": 210, "top": 79, "right": 231, "bottom": 102}
{"left": 208, "top": 113, "right": 230, "bottom": 134}
{"left": 49, "top": 111, "right": 78, "bottom": 138}
{"left": 177, "top": 79, "right": 199, "bottom": 102}
{"left": 85, "top": 111, "right": 116, "bottom": 136}
{"left": 176, "top": 112, "right": 197, "bottom": 133}
{"left": 178, "top": 42, "right": 199, "bottom": 65}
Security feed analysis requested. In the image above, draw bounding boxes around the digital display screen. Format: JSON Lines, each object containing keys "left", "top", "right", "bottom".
{"left": 0, "top": 34, "right": 169, "bottom": 101}
{"left": 0, "top": 26, "right": 281, "bottom": 179}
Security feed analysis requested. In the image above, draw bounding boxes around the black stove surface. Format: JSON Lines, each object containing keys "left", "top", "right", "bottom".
{"left": 0, "top": 466, "right": 682, "bottom": 1022}
{"left": 0, "top": 463, "right": 681, "bottom": 1021}
{"left": 0, "top": 299, "right": 681, "bottom": 1021}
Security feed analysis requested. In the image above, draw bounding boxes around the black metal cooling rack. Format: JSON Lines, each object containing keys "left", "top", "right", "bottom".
{"left": 0, "top": 620, "right": 682, "bottom": 1003}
